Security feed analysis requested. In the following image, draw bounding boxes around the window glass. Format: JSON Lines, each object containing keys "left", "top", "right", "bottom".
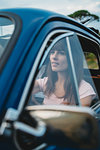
{"left": 0, "top": 17, "right": 14, "bottom": 58}
{"left": 84, "top": 52, "right": 99, "bottom": 70}
{"left": 78, "top": 35, "right": 100, "bottom": 104}
{"left": 28, "top": 34, "right": 98, "bottom": 107}
{"left": 78, "top": 35, "right": 100, "bottom": 71}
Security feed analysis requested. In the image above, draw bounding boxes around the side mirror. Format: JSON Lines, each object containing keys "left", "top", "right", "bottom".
{"left": 13, "top": 105, "right": 99, "bottom": 150}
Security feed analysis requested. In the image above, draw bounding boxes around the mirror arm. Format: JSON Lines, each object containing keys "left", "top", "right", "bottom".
{"left": 13, "top": 120, "right": 46, "bottom": 137}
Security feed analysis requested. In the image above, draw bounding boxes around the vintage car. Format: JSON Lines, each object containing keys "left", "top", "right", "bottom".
{"left": 0, "top": 8, "right": 100, "bottom": 150}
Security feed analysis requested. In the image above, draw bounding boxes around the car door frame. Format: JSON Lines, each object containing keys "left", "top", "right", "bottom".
{"left": 0, "top": 26, "right": 100, "bottom": 136}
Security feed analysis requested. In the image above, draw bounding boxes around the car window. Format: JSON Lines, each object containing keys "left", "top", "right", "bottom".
{"left": 84, "top": 52, "right": 99, "bottom": 70}
{"left": 78, "top": 35, "right": 100, "bottom": 70}
{"left": 0, "top": 17, "right": 14, "bottom": 59}
{"left": 78, "top": 35, "right": 100, "bottom": 104}
{"left": 28, "top": 32, "right": 98, "bottom": 107}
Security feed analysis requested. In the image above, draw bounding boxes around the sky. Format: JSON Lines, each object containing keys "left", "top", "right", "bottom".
{"left": 0, "top": 0, "right": 100, "bottom": 31}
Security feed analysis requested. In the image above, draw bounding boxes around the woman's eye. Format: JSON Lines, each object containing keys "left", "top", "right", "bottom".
{"left": 50, "top": 50, "right": 65, "bottom": 55}
{"left": 58, "top": 51, "right": 65, "bottom": 55}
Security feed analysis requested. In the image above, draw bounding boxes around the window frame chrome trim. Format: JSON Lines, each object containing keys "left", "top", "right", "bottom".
{"left": 17, "top": 29, "right": 100, "bottom": 114}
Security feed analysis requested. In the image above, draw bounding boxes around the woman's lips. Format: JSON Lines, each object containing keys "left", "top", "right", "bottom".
{"left": 51, "top": 62, "right": 59, "bottom": 68}
{"left": 51, "top": 62, "right": 59, "bottom": 65}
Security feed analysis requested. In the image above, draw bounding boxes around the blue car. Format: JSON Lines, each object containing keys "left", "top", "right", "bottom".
{"left": 0, "top": 8, "right": 100, "bottom": 150}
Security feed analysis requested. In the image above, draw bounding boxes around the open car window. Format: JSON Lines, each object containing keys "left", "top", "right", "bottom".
{"left": 28, "top": 32, "right": 99, "bottom": 107}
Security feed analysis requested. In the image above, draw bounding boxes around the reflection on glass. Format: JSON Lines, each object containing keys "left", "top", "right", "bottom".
{"left": 31, "top": 111, "right": 63, "bottom": 119}
{"left": 0, "top": 17, "right": 14, "bottom": 58}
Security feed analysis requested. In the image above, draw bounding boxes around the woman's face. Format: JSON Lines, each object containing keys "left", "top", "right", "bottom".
{"left": 50, "top": 50, "right": 67, "bottom": 72}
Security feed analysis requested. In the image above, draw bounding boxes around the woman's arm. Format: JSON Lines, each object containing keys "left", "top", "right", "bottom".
{"left": 61, "top": 96, "right": 93, "bottom": 106}
{"left": 80, "top": 95, "right": 92, "bottom": 107}
{"left": 32, "top": 80, "right": 40, "bottom": 94}
{"left": 31, "top": 81, "right": 41, "bottom": 105}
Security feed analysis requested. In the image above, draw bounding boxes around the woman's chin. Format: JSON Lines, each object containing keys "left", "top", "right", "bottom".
{"left": 51, "top": 67, "right": 59, "bottom": 71}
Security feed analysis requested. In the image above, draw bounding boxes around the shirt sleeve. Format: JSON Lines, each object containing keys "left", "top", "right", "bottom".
{"left": 37, "top": 77, "right": 48, "bottom": 92}
{"left": 79, "top": 80, "right": 96, "bottom": 99}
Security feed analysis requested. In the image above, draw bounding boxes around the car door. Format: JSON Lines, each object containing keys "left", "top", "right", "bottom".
{"left": 27, "top": 31, "right": 99, "bottom": 107}
{"left": 0, "top": 30, "right": 100, "bottom": 150}
{"left": 16, "top": 31, "right": 100, "bottom": 149}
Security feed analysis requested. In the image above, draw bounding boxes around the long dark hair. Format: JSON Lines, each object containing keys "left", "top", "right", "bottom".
{"left": 45, "top": 38, "right": 83, "bottom": 104}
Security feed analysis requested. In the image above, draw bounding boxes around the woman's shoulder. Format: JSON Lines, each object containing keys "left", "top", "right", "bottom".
{"left": 79, "top": 79, "right": 94, "bottom": 90}
{"left": 79, "top": 79, "right": 96, "bottom": 98}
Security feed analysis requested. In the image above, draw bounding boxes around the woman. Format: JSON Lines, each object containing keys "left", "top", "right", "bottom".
{"left": 32, "top": 38, "right": 96, "bottom": 106}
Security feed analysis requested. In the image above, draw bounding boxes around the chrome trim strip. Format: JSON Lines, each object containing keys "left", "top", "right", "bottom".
{"left": 27, "top": 105, "right": 95, "bottom": 116}
{"left": 66, "top": 36, "right": 81, "bottom": 106}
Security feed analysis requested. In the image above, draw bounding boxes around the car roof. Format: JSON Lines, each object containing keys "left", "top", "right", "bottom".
{"left": 0, "top": 8, "right": 100, "bottom": 41}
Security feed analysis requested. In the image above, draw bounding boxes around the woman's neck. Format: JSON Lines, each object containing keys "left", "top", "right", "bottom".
{"left": 54, "top": 72, "right": 66, "bottom": 98}
{"left": 57, "top": 71, "right": 66, "bottom": 83}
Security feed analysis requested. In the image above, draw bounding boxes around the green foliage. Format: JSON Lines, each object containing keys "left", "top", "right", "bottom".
{"left": 85, "top": 52, "right": 98, "bottom": 69}
{"left": 68, "top": 10, "right": 100, "bottom": 24}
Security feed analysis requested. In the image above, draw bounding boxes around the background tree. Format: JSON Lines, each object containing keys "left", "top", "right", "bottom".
{"left": 68, "top": 10, "right": 100, "bottom": 24}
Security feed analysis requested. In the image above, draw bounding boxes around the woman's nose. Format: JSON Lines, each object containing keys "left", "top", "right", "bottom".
{"left": 52, "top": 51, "right": 58, "bottom": 58}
